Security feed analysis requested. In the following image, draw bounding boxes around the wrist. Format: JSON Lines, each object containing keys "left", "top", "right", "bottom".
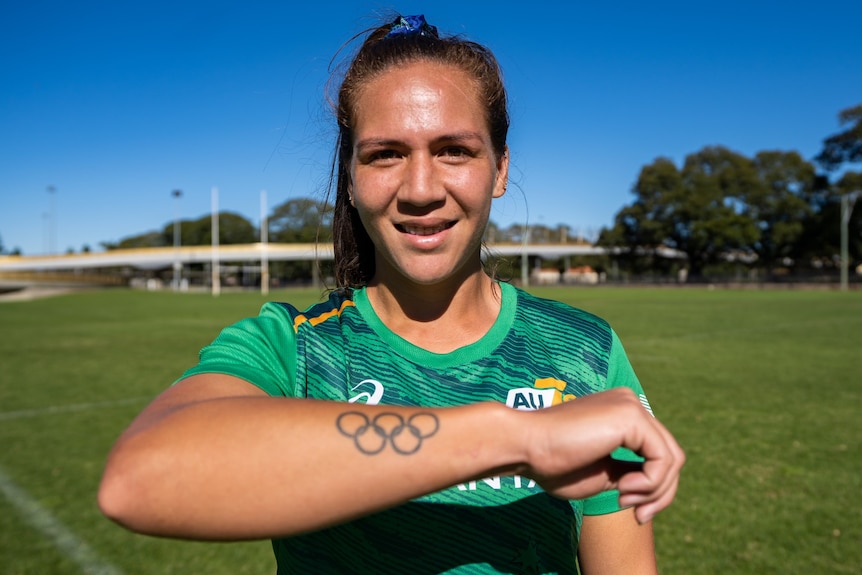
{"left": 468, "top": 401, "right": 529, "bottom": 479}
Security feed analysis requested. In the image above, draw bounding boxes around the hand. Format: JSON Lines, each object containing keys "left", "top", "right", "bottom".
{"left": 519, "top": 387, "right": 684, "bottom": 524}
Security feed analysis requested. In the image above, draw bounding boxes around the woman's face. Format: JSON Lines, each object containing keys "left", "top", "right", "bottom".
{"left": 350, "top": 60, "right": 508, "bottom": 289}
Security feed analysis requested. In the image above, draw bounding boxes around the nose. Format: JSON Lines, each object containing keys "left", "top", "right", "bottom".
{"left": 399, "top": 153, "right": 445, "bottom": 208}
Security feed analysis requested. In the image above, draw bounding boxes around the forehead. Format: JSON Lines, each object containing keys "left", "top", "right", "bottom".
{"left": 352, "top": 60, "right": 483, "bottom": 123}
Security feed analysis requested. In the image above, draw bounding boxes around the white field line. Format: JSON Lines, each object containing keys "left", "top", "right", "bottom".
{"left": 0, "top": 397, "right": 149, "bottom": 573}
{"left": 0, "top": 397, "right": 150, "bottom": 422}
{"left": 0, "top": 465, "right": 125, "bottom": 575}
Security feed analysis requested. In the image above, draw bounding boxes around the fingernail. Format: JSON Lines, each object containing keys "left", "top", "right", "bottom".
{"left": 637, "top": 510, "right": 654, "bottom": 525}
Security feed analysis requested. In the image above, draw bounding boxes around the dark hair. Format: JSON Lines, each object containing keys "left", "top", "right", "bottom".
{"left": 328, "top": 15, "right": 510, "bottom": 288}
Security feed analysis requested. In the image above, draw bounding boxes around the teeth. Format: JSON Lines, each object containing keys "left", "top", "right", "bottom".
{"left": 402, "top": 224, "right": 449, "bottom": 236}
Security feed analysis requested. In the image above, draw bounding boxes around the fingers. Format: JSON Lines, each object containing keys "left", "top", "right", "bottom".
{"left": 522, "top": 388, "right": 685, "bottom": 520}
{"left": 605, "top": 459, "right": 644, "bottom": 484}
{"left": 616, "top": 415, "right": 685, "bottom": 523}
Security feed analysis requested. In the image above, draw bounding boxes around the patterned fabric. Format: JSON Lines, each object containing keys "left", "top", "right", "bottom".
{"left": 180, "top": 282, "right": 648, "bottom": 574}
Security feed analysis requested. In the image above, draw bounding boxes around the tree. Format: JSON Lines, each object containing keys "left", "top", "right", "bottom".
{"left": 744, "top": 151, "right": 819, "bottom": 273}
{"left": 0, "top": 234, "right": 19, "bottom": 255}
{"left": 608, "top": 157, "right": 681, "bottom": 247}
{"left": 815, "top": 104, "right": 862, "bottom": 170}
{"left": 158, "top": 212, "right": 257, "bottom": 246}
{"left": 269, "top": 197, "right": 333, "bottom": 243}
{"left": 811, "top": 104, "right": 862, "bottom": 274}
{"left": 792, "top": 171, "right": 862, "bottom": 269}
{"left": 677, "top": 147, "right": 761, "bottom": 275}
{"left": 267, "top": 197, "right": 333, "bottom": 282}
{"left": 836, "top": 171, "right": 862, "bottom": 269}
{"left": 598, "top": 157, "right": 683, "bottom": 276}
{"left": 483, "top": 220, "right": 500, "bottom": 244}
{"left": 600, "top": 147, "right": 761, "bottom": 278}
{"left": 216, "top": 212, "right": 258, "bottom": 245}
{"left": 500, "top": 222, "right": 528, "bottom": 244}
{"left": 105, "top": 231, "right": 166, "bottom": 250}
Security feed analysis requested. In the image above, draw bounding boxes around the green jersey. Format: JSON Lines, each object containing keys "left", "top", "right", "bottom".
{"left": 181, "top": 282, "right": 651, "bottom": 574}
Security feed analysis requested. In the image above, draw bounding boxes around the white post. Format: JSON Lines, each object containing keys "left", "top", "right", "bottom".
{"left": 520, "top": 224, "right": 530, "bottom": 287}
{"left": 260, "top": 189, "right": 269, "bottom": 296}
{"left": 211, "top": 187, "right": 220, "bottom": 297}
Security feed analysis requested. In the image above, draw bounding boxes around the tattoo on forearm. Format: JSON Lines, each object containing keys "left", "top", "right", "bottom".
{"left": 336, "top": 412, "right": 439, "bottom": 455}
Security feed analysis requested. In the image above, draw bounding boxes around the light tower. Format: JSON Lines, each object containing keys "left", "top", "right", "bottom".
{"left": 172, "top": 189, "right": 183, "bottom": 290}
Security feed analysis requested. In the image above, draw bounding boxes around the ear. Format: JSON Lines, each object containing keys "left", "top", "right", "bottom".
{"left": 347, "top": 179, "right": 356, "bottom": 207}
{"left": 492, "top": 146, "right": 509, "bottom": 199}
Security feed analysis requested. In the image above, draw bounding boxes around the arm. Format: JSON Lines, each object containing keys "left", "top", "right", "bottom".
{"left": 98, "top": 375, "right": 683, "bottom": 540}
{"left": 578, "top": 508, "right": 657, "bottom": 575}
{"left": 99, "top": 373, "right": 519, "bottom": 540}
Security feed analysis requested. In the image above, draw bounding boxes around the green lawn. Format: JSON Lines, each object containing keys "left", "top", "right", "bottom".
{"left": 0, "top": 286, "right": 859, "bottom": 574}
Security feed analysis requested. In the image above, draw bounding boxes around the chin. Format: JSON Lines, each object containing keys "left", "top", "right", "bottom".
{"left": 401, "top": 270, "right": 455, "bottom": 286}
{"left": 377, "top": 250, "right": 481, "bottom": 287}
{"left": 400, "top": 262, "right": 479, "bottom": 287}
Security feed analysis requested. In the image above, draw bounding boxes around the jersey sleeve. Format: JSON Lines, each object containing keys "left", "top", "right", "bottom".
{"left": 176, "top": 302, "right": 298, "bottom": 397}
{"left": 606, "top": 328, "right": 649, "bottom": 410}
{"left": 583, "top": 328, "right": 652, "bottom": 516}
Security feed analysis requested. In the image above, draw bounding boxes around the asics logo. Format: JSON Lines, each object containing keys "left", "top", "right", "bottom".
{"left": 348, "top": 379, "right": 385, "bottom": 405}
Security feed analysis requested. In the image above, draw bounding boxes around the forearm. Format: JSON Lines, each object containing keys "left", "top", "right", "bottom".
{"left": 100, "top": 377, "right": 684, "bottom": 540}
{"left": 99, "top": 395, "right": 519, "bottom": 540}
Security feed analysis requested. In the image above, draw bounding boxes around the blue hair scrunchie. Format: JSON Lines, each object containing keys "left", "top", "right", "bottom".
{"left": 386, "top": 15, "right": 438, "bottom": 39}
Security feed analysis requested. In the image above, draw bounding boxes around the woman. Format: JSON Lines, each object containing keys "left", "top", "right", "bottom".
{"left": 99, "top": 15, "right": 684, "bottom": 574}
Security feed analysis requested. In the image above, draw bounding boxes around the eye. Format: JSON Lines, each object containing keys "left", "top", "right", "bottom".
{"left": 367, "top": 149, "right": 402, "bottom": 165}
{"left": 440, "top": 146, "right": 470, "bottom": 161}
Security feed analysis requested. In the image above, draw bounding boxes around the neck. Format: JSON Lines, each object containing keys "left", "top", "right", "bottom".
{"left": 365, "top": 271, "right": 502, "bottom": 353}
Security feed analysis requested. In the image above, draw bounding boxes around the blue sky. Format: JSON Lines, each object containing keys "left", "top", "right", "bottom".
{"left": 2, "top": 0, "right": 860, "bottom": 255}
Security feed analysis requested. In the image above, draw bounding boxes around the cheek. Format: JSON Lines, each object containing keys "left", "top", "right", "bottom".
{"left": 352, "top": 171, "right": 390, "bottom": 210}
{"left": 353, "top": 204, "right": 383, "bottom": 247}
{"left": 451, "top": 168, "right": 497, "bottom": 204}
{"left": 354, "top": 189, "right": 390, "bottom": 216}
{"left": 352, "top": 180, "right": 392, "bottom": 237}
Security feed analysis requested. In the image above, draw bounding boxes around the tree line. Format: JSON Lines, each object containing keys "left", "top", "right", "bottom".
{"left": 597, "top": 104, "right": 862, "bottom": 280}
{"left": 97, "top": 197, "right": 334, "bottom": 282}
{"left": 9, "top": 104, "right": 854, "bottom": 283}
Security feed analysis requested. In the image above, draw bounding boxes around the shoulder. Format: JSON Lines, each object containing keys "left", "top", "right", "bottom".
{"left": 271, "top": 288, "right": 358, "bottom": 332}
{"left": 508, "top": 283, "right": 611, "bottom": 335}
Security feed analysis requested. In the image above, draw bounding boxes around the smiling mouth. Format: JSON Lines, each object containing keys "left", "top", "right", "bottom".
{"left": 396, "top": 222, "right": 456, "bottom": 236}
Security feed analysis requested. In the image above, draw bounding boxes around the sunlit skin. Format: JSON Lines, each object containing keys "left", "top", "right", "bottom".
{"left": 349, "top": 61, "right": 508, "bottom": 341}
{"left": 95, "top": 30, "right": 682, "bottom": 575}
{"left": 345, "top": 62, "right": 661, "bottom": 571}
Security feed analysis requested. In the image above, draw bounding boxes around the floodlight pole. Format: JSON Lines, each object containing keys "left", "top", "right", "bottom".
{"left": 840, "top": 191, "right": 859, "bottom": 291}
{"left": 260, "top": 189, "right": 269, "bottom": 296}
{"left": 211, "top": 187, "right": 220, "bottom": 297}
{"left": 42, "top": 212, "right": 50, "bottom": 254}
{"left": 520, "top": 224, "right": 531, "bottom": 287}
{"left": 172, "top": 189, "right": 183, "bottom": 290}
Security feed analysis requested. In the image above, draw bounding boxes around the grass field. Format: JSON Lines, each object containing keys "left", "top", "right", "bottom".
{"left": 0, "top": 286, "right": 860, "bottom": 574}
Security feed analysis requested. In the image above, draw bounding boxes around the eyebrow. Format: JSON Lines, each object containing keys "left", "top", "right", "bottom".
{"left": 354, "top": 131, "right": 486, "bottom": 150}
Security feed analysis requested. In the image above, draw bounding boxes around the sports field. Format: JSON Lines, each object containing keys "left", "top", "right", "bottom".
{"left": 0, "top": 286, "right": 859, "bottom": 574}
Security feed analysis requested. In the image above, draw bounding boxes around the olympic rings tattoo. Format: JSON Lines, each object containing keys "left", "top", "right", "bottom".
{"left": 336, "top": 411, "right": 439, "bottom": 455}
